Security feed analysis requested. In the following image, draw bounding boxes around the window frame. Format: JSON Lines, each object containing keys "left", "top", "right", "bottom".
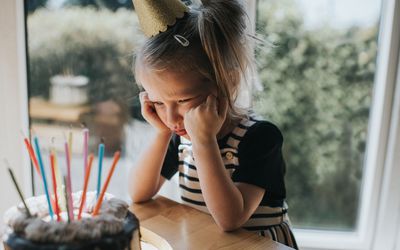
{"left": 0, "top": 0, "right": 31, "bottom": 217}
{"left": 250, "top": 0, "right": 400, "bottom": 249}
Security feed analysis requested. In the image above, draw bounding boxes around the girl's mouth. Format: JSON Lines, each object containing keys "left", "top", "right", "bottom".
{"left": 174, "top": 129, "right": 187, "bottom": 136}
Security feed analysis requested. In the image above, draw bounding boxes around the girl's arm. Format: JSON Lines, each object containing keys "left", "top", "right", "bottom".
{"left": 192, "top": 137, "right": 265, "bottom": 231}
{"left": 129, "top": 91, "right": 173, "bottom": 203}
{"left": 128, "top": 131, "right": 171, "bottom": 203}
{"left": 186, "top": 95, "right": 265, "bottom": 231}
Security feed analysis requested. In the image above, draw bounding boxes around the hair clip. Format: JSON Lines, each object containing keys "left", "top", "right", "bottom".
{"left": 173, "top": 34, "right": 190, "bottom": 47}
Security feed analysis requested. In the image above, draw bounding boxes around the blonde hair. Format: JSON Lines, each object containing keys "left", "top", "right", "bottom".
{"left": 135, "top": 0, "right": 252, "bottom": 119}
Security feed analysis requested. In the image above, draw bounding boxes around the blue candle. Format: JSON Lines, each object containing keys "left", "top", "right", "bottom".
{"left": 96, "top": 142, "right": 105, "bottom": 199}
{"left": 33, "top": 136, "right": 54, "bottom": 220}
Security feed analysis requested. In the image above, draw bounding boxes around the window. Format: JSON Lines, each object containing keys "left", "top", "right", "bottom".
{"left": 253, "top": 0, "right": 400, "bottom": 249}
{"left": 254, "top": 0, "right": 381, "bottom": 231}
{"left": 25, "top": 0, "right": 147, "bottom": 201}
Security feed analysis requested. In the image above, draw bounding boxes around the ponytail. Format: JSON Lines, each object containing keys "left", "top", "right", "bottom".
{"left": 197, "top": 0, "right": 251, "bottom": 113}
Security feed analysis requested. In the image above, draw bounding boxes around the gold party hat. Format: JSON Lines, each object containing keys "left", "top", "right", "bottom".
{"left": 133, "top": 0, "right": 189, "bottom": 37}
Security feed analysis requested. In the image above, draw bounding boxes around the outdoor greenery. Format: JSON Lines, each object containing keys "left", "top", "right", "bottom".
{"left": 254, "top": 0, "right": 378, "bottom": 229}
{"left": 26, "top": 0, "right": 133, "bottom": 13}
{"left": 27, "top": 0, "right": 379, "bottom": 230}
{"left": 28, "top": 7, "right": 142, "bottom": 108}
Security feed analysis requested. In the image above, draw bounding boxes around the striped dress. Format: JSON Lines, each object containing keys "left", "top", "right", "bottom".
{"left": 161, "top": 116, "right": 298, "bottom": 249}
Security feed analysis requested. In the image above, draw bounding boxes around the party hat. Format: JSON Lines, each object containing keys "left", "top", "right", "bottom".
{"left": 133, "top": 0, "right": 189, "bottom": 37}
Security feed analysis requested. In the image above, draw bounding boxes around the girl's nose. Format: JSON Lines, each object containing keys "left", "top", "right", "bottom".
{"left": 166, "top": 107, "right": 181, "bottom": 129}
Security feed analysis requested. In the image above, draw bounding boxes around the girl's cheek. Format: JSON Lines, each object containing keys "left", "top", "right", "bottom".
{"left": 180, "top": 105, "right": 193, "bottom": 116}
{"left": 189, "top": 97, "right": 206, "bottom": 109}
{"left": 154, "top": 107, "right": 166, "bottom": 121}
{"left": 159, "top": 113, "right": 168, "bottom": 124}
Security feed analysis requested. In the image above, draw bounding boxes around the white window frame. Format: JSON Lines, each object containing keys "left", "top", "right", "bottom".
{"left": 249, "top": 0, "right": 400, "bottom": 249}
{"left": 0, "top": 0, "right": 31, "bottom": 219}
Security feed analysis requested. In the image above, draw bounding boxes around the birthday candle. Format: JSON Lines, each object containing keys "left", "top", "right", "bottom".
{"left": 68, "top": 130, "right": 73, "bottom": 160}
{"left": 50, "top": 153, "right": 61, "bottom": 221}
{"left": 6, "top": 165, "right": 32, "bottom": 217}
{"left": 66, "top": 130, "right": 72, "bottom": 212}
{"left": 53, "top": 152, "right": 66, "bottom": 211}
{"left": 33, "top": 136, "right": 54, "bottom": 220}
{"left": 83, "top": 128, "right": 89, "bottom": 175}
{"left": 63, "top": 176, "right": 71, "bottom": 223}
{"left": 23, "top": 138, "right": 41, "bottom": 177}
{"left": 78, "top": 154, "right": 94, "bottom": 220}
{"left": 92, "top": 151, "right": 121, "bottom": 216}
{"left": 96, "top": 140, "right": 105, "bottom": 199}
{"left": 64, "top": 141, "right": 74, "bottom": 221}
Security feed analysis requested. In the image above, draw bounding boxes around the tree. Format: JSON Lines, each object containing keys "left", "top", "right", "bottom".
{"left": 26, "top": 0, "right": 49, "bottom": 13}
{"left": 254, "top": 0, "right": 377, "bottom": 229}
{"left": 64, "top": 0, "right": 133, "bottom": 11}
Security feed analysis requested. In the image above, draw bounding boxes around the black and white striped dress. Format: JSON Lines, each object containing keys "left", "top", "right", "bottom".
{"left": 161, "top": 116, "right": 298, "bottom": 249}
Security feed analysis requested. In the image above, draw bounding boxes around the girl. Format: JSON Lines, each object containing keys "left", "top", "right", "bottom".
{"left": 129, "top": 0, "right": 298, "bottom": 248}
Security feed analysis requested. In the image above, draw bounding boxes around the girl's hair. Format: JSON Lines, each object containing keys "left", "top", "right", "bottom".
{"left": 135, "top": 0, "right": 253, "bottom": 119}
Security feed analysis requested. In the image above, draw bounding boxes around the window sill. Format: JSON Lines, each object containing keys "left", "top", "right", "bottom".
{"left": 295, "top": 229, "right": 370, "bottom": 250}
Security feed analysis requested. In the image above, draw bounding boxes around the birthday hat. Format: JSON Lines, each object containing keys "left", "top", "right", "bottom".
{"left": 133, "top": 0, "right": 189, "bottom": 37}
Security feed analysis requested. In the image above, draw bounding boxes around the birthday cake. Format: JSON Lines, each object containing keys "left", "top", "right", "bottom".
{"left": 2, "top": 191, "right": 141, "bottom": 250}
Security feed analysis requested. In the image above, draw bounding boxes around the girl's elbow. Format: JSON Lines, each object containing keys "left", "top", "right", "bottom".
{"left": 217, "top": 220, "right": 242, "bottom": 232}
{"left": 130, "top": 193, "right": 153, "bottom": 203}
{"left": 131, "top": 195, "right": 147, "bottom": 203}
{"left": 129, "top": 189, "right": 153, "bottom": 203}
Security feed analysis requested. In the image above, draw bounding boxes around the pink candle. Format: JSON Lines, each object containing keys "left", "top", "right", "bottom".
{"left": 64, "top": 141, "right": 74, "bottom": 221}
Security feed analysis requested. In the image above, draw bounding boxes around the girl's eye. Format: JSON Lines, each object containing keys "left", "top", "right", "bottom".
{"left": 153, "top": 102, "right": 164, "bottom": 106}
{"left": 178, "top": 98, "right": 191, "bottom": 104}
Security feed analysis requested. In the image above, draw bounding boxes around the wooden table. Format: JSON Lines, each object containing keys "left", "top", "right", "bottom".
{"left": 130, "top": 196, "right": 294, "bottom": 250}
{"left": 29, "top": 97, "right": 91, "bottom": 123}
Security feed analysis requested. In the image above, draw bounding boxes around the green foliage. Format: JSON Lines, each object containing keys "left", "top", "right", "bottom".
{"left": 254, "top": 0, "right": 377, "bottom": 230}
{"left": 26, "top": 0, "right": 49, "bottom": 13}
{"left": 27, "top": 7, "right": 142, "bottom": 108}
{"left": 64, "top": 0, "right": 133, "bottom": 11}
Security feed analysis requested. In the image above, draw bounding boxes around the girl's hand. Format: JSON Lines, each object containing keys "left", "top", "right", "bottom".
{"left": 184, "top": 95, "right": 228, "bottom": 142}
{"left": 139, "top": 91, "right": 171, "bottom": 135}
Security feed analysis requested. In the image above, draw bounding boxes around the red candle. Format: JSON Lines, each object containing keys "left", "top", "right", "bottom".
{"left": 24, "top": 138, "right": 41, "bottom": 177}
{"left": 78, "top": 153, "right": 94, "bottom": 220}
{"left": 50, "top": 152, "right": 61, "bottom": 221}
{"left": 92, "top": 151, "right": 121, "bottom": 216}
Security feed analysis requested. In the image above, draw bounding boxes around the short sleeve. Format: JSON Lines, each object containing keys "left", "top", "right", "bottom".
{"left": 231, "top": 121, "right": 286, "bottom": 200}
{"left": 160, "top": 134, "right": 180, "bottom": 180}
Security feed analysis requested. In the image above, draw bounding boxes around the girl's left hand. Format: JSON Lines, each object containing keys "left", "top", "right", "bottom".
{"left": 184, "top": 95, "right": 228, "bottom": 142}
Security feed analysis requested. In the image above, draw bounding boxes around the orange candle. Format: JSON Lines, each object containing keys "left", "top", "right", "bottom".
{"left": 92, "top": 151, "right": 121, "bottom": 216}
{"left": 24, "top": 138, "right": 41, "bottom": 177}
{"left": 78, "top": 154, "right": 94, "bottom": 220}
{"left": 50, "top": 153, "right": 61, "bottom": 221}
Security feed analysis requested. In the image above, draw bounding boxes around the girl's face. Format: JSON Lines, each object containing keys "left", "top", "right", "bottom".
{"left": 139, "top": 68, "right": 217, "bottom": 138}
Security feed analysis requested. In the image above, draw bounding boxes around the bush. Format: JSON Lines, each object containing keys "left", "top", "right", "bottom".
{"left": 254, "top": 0, "right": 377, "bottom": 229}
{"left": 27, "top": 7, "right": 143, "bottom": 111}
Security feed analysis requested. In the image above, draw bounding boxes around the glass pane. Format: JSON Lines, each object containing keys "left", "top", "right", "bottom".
{"left": 254, "top": 0, "right": 381, "bottom": 230}
{"left": 26, "top": 0, "right": 148, "bottom": 202}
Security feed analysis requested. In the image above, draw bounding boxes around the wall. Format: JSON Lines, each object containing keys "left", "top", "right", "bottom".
{"left": 0, "top": 0, "right": 31, "bottom": 230}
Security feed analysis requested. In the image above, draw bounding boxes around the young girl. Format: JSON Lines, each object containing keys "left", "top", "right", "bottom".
{"left": 129, "top": 0, "right": 298, "bottom": 248}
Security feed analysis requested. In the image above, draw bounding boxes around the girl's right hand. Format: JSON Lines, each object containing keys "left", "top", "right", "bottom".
{"left": 139, "top": 91, "right": 172, "bottom": 135}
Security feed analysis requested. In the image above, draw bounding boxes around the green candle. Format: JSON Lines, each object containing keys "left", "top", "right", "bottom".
{"left": 6, "top": 163, "right": 32, "bottom": 217}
